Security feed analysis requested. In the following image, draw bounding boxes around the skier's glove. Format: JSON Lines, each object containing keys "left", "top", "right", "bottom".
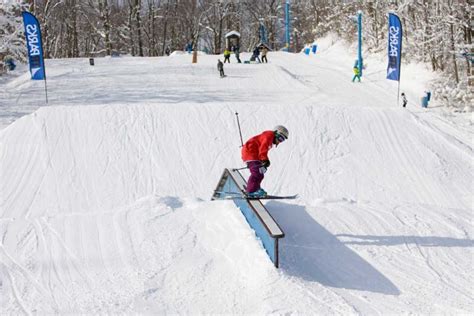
{"left": 261, "top": 160, "right": 270, "bottom": 168}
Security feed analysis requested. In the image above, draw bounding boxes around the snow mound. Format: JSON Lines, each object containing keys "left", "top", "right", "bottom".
{"left": 1, "top": 42, "right": 473, "bottom": 314}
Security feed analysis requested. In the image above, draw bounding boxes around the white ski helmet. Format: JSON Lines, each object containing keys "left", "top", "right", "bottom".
{"left": 274, "top": 125, "right": 289, "bottom": 140}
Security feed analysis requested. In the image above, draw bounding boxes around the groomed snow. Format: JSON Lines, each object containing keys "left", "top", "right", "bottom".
{"left": 0, "top": 39, "right": 473, "bottom": 314}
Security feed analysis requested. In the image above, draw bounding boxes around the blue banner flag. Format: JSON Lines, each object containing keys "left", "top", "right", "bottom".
{"left": 22, "top": 12, "right": 46, "bottom": 80}
{"left": 386, "top": 13, "right": 402, "bottom": 81}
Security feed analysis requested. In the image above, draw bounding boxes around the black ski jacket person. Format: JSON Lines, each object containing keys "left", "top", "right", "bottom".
{"left": 401, "top": 93, "right": 407, "bottom": 107}
{"left": 253, "top": 47, "right": 260, "bottom": 56}
{"left": 252, "top": 47, "right": 261, "bottom": 63}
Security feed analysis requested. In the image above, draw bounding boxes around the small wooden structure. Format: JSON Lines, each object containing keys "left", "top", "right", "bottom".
{"left": 225, "top": 31, "right": 241, "bottom": 51}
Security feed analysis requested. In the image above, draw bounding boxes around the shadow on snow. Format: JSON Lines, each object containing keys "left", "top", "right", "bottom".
{"left": 267, "top": 201, "right": 401, "bottom": 295}
{"left": 335, "top": 234, "right": 474, "bottom": 247}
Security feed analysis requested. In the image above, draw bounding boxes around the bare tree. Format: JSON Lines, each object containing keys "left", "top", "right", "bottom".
{"left": 5, "top": 0, "right": 469, "bottom": 107}
{"left": 98, "top": 0, "right": 112, "bottom": 56}
{"left": 134, "top": 0, "right": 144, "bottom": 56}
{"left": 201, "top": 0, "right": 236, "bottom": 54}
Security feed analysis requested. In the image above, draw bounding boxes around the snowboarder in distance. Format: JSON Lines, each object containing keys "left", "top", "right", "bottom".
{"left": 401, "top": 92, "right": 407, "bottom": 107}
{"left": 352, "top": 65, "right": 361, "bottom": 82}
{"left": 261, "top": 46, "right": 268, "bottom": 63}
{"left": 165, "top": 46, "right": 171, "bottom": 56}
{"left": 217, "top": 59, "right": 225, "bottom": 78}
{"left": 223, "top": 49, "right": 231, "bottom": 63}
{"left": 241, "top": 125, "right": 289, "bottom": 198}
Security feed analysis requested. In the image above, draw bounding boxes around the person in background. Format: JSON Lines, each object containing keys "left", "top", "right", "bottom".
{"left": 252, "top": 46, "right": 261, "bottom": 63}
{"left": 421, "top": 91, "right": 431, "bottom": 108}
{"left": 186, "top": 42, "right": 193, "bottom": 54}
{"left": 234, "top": 46, "right": 241, "bottom": 63}
{"left": 4, "top": 55, "right": 16, "bottom": 71}
{"left": 240, "top": 125, "right": 289, "bottom": 198}
{"left": 217, "top": 59, "right": 225, "bottom": 77}
{"left": 165, "top": 46, "right": 171, "bottom": 56}
{"left": 352, "top": 65, "right": 361, "bottom": 82}
{"left": 401, "top": 92, "right": 407, "bottom": 107}
{"left": 223, "top": 49, "right": 231, "bottom": 63}
{"left": 425, "top": 91, "right": 431, "bottom": 105}
{"left": 261, "top": 46, "right": 268, "bottom": 63}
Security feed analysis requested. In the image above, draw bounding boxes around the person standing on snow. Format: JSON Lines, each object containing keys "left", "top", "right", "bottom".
{"left": 401, "top": 92, "right": 407, "bottom": 107}
{"left": 223, "top": 49, "right": 231, "bottom": 63}
{"left": 252, "top": 46, "right": 261, "bottom": 63}
{"left": 241, "top": 125, "right": 289, "bottom": 198}
{"left": 352, "top": 65, "right": 361, "bottom": 82}
{"left": 234, "top": 46, "right": 242, "bottom": 63}
{"left": 3, "top": 55, "right": 16, "bottom": 71}
{"left": 217, "top": 59, "right": 225, "bottom": 77}
{"left": 261, "top": 46, "right": 268, "bottom": 63}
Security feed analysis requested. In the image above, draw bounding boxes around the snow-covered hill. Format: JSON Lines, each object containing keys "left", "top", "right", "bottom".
{"left": 1, "top": 40, "right": 473, "bottom": 314}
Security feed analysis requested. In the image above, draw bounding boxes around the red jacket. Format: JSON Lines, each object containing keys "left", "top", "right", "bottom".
{"left": 241, "top": 130, "right": 274, "bottom": 162}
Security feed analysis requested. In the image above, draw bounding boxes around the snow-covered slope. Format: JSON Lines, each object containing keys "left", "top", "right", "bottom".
{"left": 1, "top": 42, "right": 473, "bottom": 314}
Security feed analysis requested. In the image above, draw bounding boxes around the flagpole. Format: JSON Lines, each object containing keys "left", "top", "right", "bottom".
{"left": 43, "top": 52, "right": 48, "bottom": 104}
{"left": 44, "top": 78, "right": 48, "bottom": 104}
{"left": 397, "top": 15, "right": 403, "bottom": 107}
{"left": 397, "top": 81, "right": 400, "bottom": 107}
{"left": 43, "top": 33, "right": 48, "bottom": 104}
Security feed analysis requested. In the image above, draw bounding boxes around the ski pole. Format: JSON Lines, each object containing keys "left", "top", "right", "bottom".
{"left": 235, "top": 112, "right": 244, "bottom": 147}
{"left": 232, "top": 166, "right": 248, "bottom": 171}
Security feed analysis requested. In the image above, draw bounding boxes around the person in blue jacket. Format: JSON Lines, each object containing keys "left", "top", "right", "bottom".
{"left": 4, "top": 56, "right": 16, "bottom": 71}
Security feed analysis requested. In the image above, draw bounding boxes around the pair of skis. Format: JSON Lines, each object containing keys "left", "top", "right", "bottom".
{"left": 216, "top": 191, "right": 298, "bottom": 200}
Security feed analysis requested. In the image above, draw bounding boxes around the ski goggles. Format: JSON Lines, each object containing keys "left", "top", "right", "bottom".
{"left": 276, "top": 133, "right": 287, "bottom": 143}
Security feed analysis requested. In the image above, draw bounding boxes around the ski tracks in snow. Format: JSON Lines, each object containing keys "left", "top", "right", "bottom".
{"left": 1, "top": 52, "right": 472, "bottom": 314}
{"left": 0, "top": 198, "right": 166, "bottom": 313}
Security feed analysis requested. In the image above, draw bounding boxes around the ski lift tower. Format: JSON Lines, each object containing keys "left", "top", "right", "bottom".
{"left": 350, "top": 11, "right": 363, "bottom": 76}
{"left": 357, "top": 10, "right": 363, "bottom": 76}
{"left": 284, "top": 0, "right": 291, "bottom": 51}
{"left": 259, "top": 18, "right": 268, "bottom": 44}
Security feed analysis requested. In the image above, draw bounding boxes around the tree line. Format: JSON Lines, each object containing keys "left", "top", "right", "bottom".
{"left": 1, "top": 0, "right": 472, "bottom": 107}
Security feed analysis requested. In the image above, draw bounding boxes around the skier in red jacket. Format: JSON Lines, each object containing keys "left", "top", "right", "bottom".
{"left": 241, "top": 125, "right": 289, "bottom": 197}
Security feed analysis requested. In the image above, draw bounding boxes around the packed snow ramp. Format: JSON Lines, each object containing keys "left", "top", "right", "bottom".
{"left": 212, "top": 168, "right": 284, "bottom": 267}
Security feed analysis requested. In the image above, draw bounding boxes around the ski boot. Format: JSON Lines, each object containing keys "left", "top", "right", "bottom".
{"left": 247, "top": 188, "right": 267, "bottom": 198}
